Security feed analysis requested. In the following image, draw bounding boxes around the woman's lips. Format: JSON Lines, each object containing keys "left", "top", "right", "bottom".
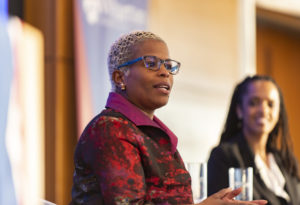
{"left": 153, "top": 83, "right": 171, "bottom": 94}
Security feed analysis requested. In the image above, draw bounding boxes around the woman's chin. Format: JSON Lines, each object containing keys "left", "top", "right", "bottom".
{"left": 152, "top": 100, "right": 169, "bottom": 110}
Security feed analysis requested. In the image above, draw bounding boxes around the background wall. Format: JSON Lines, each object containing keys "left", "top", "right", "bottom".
{"left": 148, "top": 0, "right": 242, "bottom": 162}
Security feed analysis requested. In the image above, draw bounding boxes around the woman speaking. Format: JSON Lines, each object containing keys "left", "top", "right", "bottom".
{"left": 70, "top": 31, "right": 267, "bottom": 205}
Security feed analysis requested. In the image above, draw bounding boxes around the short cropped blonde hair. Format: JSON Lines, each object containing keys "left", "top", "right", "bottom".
{"left": 107, "top": 31, "right": 165, "bottom": 91}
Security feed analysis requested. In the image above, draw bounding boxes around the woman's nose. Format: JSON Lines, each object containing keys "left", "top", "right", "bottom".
{"left": 157, "top": 63, "right": 170, "bottom": 77}
{"left": 258, "top": 102, "right": 269, "bottom": 115}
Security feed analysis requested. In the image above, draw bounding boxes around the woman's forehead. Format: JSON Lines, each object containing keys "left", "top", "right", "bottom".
{"left": 244, "top": 80, "right": 279, "bottom": 100}
{"left": 132, "top": 39, "right": 169, "bottom": 57}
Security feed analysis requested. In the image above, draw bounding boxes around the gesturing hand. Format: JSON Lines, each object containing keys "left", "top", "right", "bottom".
{"left": 196, "top": 187, "right": 267, "bottom": 205}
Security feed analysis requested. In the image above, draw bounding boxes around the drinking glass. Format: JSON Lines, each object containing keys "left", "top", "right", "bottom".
{"left": 228, "top": 167, "right": 253, "bottom": 201}
{"left": 185, "top": 162, "right": 207, "bottom": 203}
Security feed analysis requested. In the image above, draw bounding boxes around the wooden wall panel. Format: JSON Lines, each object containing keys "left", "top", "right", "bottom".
{"left": 24, "top": 0, "right": 77, "bottom": 203}
{"left": 54, "top": 0, "right": 77, "bottom": 204}
{"left": 257, "top": 13, "right": 300, "bottom": 161}
{"left": 24, "top": 0, "right": 57, "bottom": 202}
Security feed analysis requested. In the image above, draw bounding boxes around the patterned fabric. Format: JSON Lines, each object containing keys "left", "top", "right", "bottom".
{"left": 71, "top": 94, "right": 192, "bottom": 205}
{"left": 105, "top": 92, "right": 178, "bottom": 153}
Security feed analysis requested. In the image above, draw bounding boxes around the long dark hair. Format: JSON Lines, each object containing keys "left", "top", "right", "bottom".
{"left": 220, "top": 75, "right": 299, "bottom": 178}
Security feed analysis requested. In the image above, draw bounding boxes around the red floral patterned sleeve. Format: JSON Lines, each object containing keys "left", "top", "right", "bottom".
{"left": 78, "top": 116, "right": 148, "bottom": 204}
{"left": 72, "top": 109, "right": 193, "bottom": 205}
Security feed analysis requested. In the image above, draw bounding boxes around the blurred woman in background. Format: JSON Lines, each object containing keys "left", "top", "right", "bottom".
{"left": 208, "top": 75, "right": 300, "bottom": 205}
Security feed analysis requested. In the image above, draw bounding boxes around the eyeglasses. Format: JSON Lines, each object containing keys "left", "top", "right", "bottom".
{"left": 117, "top": 55, "right": 181, "bottom": 75}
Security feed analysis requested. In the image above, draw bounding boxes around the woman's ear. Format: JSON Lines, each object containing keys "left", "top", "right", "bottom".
{"left": 236, "top": 106, "right": 243, "bottom": 120}
{"left": 112, "top": 70, "right": 126, "bottom": 91}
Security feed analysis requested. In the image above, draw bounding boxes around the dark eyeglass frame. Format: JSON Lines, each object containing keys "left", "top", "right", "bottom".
{"left": 117, "top": 55, "right": 181, "bottom": 75}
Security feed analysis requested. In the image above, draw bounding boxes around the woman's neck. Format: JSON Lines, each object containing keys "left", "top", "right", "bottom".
{"left": 244, "top": 131, "right": 270, "bottom": 166}
{"left": 138, "top": 108, "right": 154, "bottom": 120}
{"left": 117, "top": 91, "right": 155, "bottom": 120}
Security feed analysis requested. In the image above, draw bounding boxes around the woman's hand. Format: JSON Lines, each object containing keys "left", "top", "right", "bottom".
{"left": 196, "top": 187, "right": 267, "bottom": 205}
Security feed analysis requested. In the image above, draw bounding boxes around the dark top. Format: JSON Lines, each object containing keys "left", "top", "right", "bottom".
{"left": 207, "top": 133, "right": 300, "bottom": 205}
{"left": 70, "top": 92, "right": 193, "bottom": 205}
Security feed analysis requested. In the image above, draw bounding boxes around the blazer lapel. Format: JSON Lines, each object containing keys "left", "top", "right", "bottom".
{"left": 273, "top": 153, "right": 299, "bottom": 205}
{"left": 236, "top": 134, "right": 283, "bottom": 205}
